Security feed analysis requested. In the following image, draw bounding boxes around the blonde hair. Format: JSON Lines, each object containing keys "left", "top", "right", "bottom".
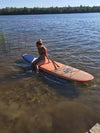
{"left": 38, "top": 39, "right": 42, "bottom": 43}
{"left": 36, "top": 39, "right": 43, "bottom": 46}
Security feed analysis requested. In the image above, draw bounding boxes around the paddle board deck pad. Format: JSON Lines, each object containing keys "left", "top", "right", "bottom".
{"left": 22, "top": 54, "right": 94, "bottom": 82}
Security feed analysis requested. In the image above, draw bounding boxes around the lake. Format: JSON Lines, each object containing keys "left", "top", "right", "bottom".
{"left": 0, "top": 13, "right": 100, "bottom": 133}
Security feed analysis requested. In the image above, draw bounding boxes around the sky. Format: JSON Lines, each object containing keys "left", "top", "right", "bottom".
{"left": 0, "top": 0, "right": 100, "bottom": 8}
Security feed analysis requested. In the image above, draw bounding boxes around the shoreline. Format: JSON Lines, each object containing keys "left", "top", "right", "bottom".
{"left": 0, "top": 6, "right": 100, "bottom": 15}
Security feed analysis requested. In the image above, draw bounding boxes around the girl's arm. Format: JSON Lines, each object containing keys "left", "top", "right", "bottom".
{"left": 43, "top": 47, "right": 50, "bottom": 62}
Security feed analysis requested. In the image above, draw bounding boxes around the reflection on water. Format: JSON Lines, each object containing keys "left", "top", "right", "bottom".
{"left": 0, "top": 13, "right": 100, "bottom": 133}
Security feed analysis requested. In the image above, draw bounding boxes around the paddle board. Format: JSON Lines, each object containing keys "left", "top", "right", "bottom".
{"left": 22, "top": 54, "right": 94, "bottom": 82}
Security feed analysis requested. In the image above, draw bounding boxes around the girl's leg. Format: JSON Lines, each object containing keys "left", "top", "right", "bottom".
{"left": 31, "top": 58, "right": 40, "bottom": 71}
{"left": 36, "top": 59, "right": 45, "bottom": 72}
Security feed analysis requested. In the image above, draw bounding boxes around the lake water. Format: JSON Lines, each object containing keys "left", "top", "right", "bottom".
{"left": 0, "top": 13, "right": 100, "bottom": 133}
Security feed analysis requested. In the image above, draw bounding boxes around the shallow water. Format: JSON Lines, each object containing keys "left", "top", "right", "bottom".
{"left": 0, "top": 13, "right": 100, "bottom": 133}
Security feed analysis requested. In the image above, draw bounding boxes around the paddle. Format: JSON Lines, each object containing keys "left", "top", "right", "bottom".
{"left": 48, "top": 58, "right": 60, "bottom": 70}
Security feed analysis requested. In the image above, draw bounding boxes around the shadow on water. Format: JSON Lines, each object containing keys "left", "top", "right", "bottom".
{"left": 36, "top": 70, "right": 93, "bottom": 99}
{"left": 37, "top": 72, "right": 80, "bottom": 99}
{"left": 0, "top": 58, "right": 93, "bottom": 100}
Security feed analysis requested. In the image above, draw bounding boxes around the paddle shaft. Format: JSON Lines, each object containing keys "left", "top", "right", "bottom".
{"left": 49, "top": 58, "right": 60, "bottom": 69}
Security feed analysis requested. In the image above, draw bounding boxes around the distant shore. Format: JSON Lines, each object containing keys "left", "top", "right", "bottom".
{"left": 0, "top": 6, "right": 100, "bottom": 15}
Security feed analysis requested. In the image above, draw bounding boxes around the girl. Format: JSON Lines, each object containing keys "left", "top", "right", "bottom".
{"left": 31, "top": 39, "right": 49, "bottom": 72}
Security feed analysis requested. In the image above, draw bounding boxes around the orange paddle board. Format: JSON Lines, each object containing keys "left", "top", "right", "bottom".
{"left": 23, "top": 54, "right": 94, "bottom": 82}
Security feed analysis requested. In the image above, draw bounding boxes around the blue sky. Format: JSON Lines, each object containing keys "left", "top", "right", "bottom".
{"left": 0, "top": 0, "right": 100, "bottom": 8}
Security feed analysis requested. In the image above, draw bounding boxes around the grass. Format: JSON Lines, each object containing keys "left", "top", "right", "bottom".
{"left": 0, "top": 31, "right": 5, "bottom": 45}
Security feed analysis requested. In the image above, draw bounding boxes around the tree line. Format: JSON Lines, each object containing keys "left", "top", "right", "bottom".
{"left": 0, "top": 6, "right": 100, "bottom": 15}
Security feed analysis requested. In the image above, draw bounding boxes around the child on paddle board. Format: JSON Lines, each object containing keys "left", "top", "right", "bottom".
{"left": 31, "top": 39, "right": 49, "bottom": 72}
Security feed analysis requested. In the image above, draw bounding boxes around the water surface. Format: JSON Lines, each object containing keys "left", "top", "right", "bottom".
{"left": 0, "top": 13, "right": 100, "bottom": 133}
